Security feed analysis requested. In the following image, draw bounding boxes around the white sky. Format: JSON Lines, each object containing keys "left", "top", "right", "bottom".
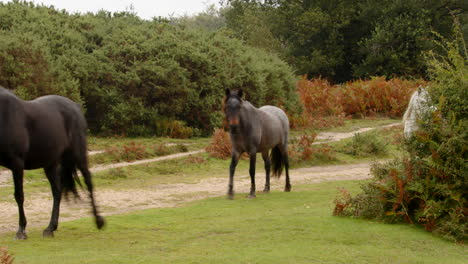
{"left": 3, "top": 0, "right": 221, "bottom": 19}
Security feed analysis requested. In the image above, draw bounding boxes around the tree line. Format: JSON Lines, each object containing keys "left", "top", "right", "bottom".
{"left": 222, "top": 0, "right": 466, "bottom": 82}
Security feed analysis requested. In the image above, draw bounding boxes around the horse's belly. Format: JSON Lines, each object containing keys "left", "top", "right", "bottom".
{"left": 24, "top": 133, "right": 68, "bottom": 170}
{"left": 24, "top": 150, "right": 63, "bottom": 170}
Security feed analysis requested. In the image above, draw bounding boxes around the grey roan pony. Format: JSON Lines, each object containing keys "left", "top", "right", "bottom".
{"left": 0, "top": 86, "right": 104, "bottom": 239}
{"left": 224, "top": 89, "right": 291, "bottom": 199}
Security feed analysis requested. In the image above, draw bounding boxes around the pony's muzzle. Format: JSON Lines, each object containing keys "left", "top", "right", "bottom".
{"left": 228, "top": 118, "right": 239, "bottom": 132}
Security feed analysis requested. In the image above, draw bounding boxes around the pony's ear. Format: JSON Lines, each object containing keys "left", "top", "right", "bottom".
{"left": 225, "top": 88, "right": 231, "bottom": 97}
{"left": 238, "top": 89, "right": 243, "bottom": 99}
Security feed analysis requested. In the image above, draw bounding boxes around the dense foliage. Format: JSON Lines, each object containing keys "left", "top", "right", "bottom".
{"left": 334, "top": 25, "right": 467, "bottom": 241}
{"left": 223, "top": 0, "right": 466, "bottom": 82}
{"left": 0, "top": 1, "right": 300, "bottom": 136}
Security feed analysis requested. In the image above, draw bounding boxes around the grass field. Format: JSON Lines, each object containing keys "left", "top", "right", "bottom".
{"left": 0, "top": 181, "right": 465, "bottom": 264}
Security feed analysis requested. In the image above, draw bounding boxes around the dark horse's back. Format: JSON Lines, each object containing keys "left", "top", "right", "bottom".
{"left": 0, "top": 89, "right": 87, "bottom": 171}
{"left": 25, "top": 95, "right": 88, "bottom": 169}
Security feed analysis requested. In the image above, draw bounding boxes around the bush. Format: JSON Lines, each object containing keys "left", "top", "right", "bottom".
{"left": 289, "top": 133, "right": 336, "bottom": 164}
{"left": 340, "top": 132, "right": 388, "bottom": 157}
{"left": 206, "top": 128, "right": 232, "bottom": 159}
{"left": 155, "top": 119, "right": 200, "bottom": 139}
{"left": 334, "top": 22, "right": 467, "bottom": 242}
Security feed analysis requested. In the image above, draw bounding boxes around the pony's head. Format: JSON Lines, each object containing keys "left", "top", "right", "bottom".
{"left": 224, "top": 89, "right": 244, "bottom": 131}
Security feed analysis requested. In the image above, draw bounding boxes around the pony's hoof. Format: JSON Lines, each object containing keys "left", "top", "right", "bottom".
{"left": 96, "top": 215, "right": 105, "bottom": 229}
{"left": 247, "top": 194, "right": 256, "bottom": 199}
{"left": 263, "top": 189, "right": 270, "bottom": 193}
{"left": 42, "top": 230, "right": 54, "bottom": 238}
{"left": 284, "top": 186, "right": 292, "bottom": 192}
{"left": 227, "top": 191, "right": 235, "bottom": 200}
{"left": 15, "top": 232, "right": 27, "bottom": 240}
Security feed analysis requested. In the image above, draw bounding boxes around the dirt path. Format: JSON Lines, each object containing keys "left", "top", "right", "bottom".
{"left": 0, "top": 162, "right": 375, "bottom": 233}
{"left": 0, "top": 122, "right": 400, "bottom": 234}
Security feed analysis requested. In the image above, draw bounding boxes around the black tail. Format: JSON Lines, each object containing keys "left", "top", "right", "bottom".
{"left": 60, "top": 153, "right": 82, "bottom": 199}
{"left": 270, "top": 146, "right": 284, "bottom": 178}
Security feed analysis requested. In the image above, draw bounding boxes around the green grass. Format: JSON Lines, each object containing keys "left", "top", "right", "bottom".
{"left": 92, "top": 154, "right": 235, "bottom": 189}
{"left": 87, "top": 136, "right": 210, "bottom": 152}
{"left": 0, "top": 181, "right": 465, "bottom": 264}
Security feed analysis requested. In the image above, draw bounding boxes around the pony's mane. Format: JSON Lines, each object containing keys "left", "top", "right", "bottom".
{"left": 0, "top": 85, "right": 16, "bottom": 96}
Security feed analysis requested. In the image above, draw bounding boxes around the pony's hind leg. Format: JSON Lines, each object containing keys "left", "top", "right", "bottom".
{"left": 11, "top": 160, "right": 27, "bottom": 240}
{"left": 281, "top": 146, "right": 292, "bottom": 192}
{"left": 262, "top": 150, "right": 271, "bottom": 193}
{"left": 73, "top": 139, "right": 105, "bottom": 229}
{"left": 43, "top": 164, "right": 61, "bottom": 237}
{"left": 79, "top": 165, "right": 105, "bottom": 229}
{"left": 248, "top": 151, "right": 257, "bottom": 199}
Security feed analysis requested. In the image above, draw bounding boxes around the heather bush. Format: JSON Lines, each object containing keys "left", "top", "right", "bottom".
{"left": 206, "top": 128, "right": 232, "bottom": 159}
{"left": 334, "top": 23, "right": 467, "bottom": 241}
{"left": 289, "top": 133, "right": 336, "bottom": 164}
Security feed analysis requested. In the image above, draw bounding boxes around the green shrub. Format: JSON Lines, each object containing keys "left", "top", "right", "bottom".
{"left": 340, "top": 132, "right": 388, "bottom": 157}
{"left": 334, "top": 22, "right": 467, "bottom": 242}
{"left": 0, "top": 2, "right": 300, "bottom": 136}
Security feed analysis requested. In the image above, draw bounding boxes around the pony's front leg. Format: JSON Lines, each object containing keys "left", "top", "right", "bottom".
{"left": 12, "top": 164, "right": 27, "bottom": 240}
{"left": 228, "top": 151, "right": 241, "bottom": 199}
{"left": 261, "top": 151, "right": 270, "bottom": 193}
{"left": 248, "top": 152, "right": 257, "bottom": 199}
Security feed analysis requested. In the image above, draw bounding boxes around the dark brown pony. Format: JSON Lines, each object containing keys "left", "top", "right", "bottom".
{"left": 0, "top": 86, "right": 104, "bottom": 239}
{"left": 224, "top": 89, "right": 291, "bottom": 199}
